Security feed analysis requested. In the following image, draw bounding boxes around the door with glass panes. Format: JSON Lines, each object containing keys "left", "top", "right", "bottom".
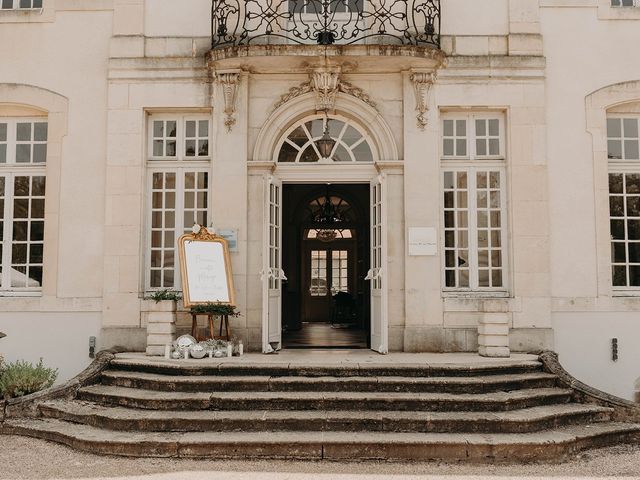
{"left": 302, "top": 241, "right": 355, "bottom": 323}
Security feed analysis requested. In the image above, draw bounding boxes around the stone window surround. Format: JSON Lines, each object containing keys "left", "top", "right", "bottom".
{"left": 144, "top": 111, "right": 213, "bottom": 293}
{"left": 587, "top": 80, "right": 640, "bottom": 298}
{"left": 0, "top": 83, "right": 67, "bottom": 305}
{"left": 439, "top": 110, "right": 511, "bottom": 297}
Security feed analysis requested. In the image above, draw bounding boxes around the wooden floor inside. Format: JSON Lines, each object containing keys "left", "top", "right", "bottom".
{"left": 283, "top": 322, "right": 368, "bottom": 349}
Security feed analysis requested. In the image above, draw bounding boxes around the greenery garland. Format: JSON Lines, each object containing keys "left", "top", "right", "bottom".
{"left": 190, "top": 303, "right": 241, "bottom": 317}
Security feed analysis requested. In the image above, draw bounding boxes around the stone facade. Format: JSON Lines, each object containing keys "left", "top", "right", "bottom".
{"left": 0, "top": 0, "right": 639, "bottom": 400}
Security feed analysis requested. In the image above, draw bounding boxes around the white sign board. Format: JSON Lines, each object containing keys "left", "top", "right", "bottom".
{"left": 178, "top": 228, "right": 235, "bottom": 307}
{"left": 408, "top": 227, "right": 437, "bottom": 256}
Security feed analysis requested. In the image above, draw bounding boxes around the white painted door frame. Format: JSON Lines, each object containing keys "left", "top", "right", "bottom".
{"left": 262, "top": 164, "right": 389, "bottom": 353}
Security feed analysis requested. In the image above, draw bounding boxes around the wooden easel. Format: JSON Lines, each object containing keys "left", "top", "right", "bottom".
{"left": 190, "top": 312, "right": 231, "bottom": 341}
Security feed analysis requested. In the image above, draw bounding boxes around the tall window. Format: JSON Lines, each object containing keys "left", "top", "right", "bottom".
{"left": 607, "top": 116, "right": 640, "bottom": 288}
{"left": 441, "top": 113, "right": 508, "bottom": 292}
{"left": 0, "top": 118, "right": 47, "bottom": 292}
{"left": 1, "top": 0, "right": 42, "bottom": 9}
{"left": 146, "top": 114, "right": 211, "bottom": 290}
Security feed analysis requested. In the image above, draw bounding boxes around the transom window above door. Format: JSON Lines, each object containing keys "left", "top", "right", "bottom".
{"left": 277, "top": 116, "right": 374, "bottom": 163}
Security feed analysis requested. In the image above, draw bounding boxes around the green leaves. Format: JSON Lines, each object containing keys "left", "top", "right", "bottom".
{"left": 0, "top": 358, "right": 58, "bottom": 399}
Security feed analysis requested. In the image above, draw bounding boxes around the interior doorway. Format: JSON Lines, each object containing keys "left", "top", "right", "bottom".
{"left": 282, "top": 183, "right": 370, "bottom": 348}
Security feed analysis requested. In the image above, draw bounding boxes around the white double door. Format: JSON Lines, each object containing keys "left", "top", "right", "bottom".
{"left": 261, "top": 175, "right": 388, "bottom": 354}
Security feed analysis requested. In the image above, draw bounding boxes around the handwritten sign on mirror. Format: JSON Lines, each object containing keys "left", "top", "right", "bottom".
{"left": 178, "top": 227, "right": 235, "bottom": 307}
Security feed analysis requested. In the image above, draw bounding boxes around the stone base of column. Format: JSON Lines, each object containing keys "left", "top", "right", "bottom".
{"left": 144, "top": 300, "right": 177, "bottom": 357}
{"left": 478, "top": 314, "right": 510, "bottom": 358}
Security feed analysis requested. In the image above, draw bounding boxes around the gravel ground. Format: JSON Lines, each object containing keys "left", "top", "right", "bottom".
{"left": 1, "top": 436, "right": 640, "bottom": 479}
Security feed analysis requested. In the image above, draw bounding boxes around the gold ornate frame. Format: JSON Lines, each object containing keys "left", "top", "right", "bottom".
{"left": 178, "top": 226, "right": 236, "bottom": 308}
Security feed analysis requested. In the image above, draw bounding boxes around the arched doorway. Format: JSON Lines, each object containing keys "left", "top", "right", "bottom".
{"left": 282, "top": 185, "right": 370, "bottom": 348}
{"left": 257, "top": 105, "right": 392, "bottom": 354}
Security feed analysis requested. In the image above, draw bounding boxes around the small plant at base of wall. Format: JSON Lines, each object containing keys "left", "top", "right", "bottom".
{"left": 147, "top": 290, "right": 182, "bottom": 303}
{"left": 0, "top": 358, "right": 58, "bottom": 400}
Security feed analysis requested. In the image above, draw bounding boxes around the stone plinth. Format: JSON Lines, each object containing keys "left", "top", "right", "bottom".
{"left": 478, "top": 314, "right": 510, "bottom": 358}
{"left": 143, "top": 300, "right": 177, "bottom": 356}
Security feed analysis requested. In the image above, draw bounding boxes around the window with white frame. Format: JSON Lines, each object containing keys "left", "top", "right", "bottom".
{"left": 146, "top": 113, "right": 211, "bottom": 291}
{"left": 441, "top": 113, "right": 508, "bottom": 292}
{"left": 0, "top": 118, "right": 47, "bottom": 292}
{"left": 1, "top": 0, "right": 42, "bottom": 9}
{"left": 607, "top": 116, "right": 640, "bottom": 288}
{"left": 611, "top": 0, "right": 639, "bottom": 6}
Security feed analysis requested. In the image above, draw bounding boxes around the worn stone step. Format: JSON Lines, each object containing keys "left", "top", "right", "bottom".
{"left": 3, "top": 417, "right": 639, "bottom": 462}
{"left": 101, "top": 369, "right": 558, "bottom": 394}
{"left": 77, "top": 385, "right": 573, "bottom": 412}
{"left": 108, "top": 358, "right": 543, "bottom": 378}
{"left": 39, "top": 400, "right": 613, "bottom": 434}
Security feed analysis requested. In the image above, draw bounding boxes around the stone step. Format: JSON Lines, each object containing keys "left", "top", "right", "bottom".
{"left": 101, "top": 370, "right": 558, "bottom": 394}
{"left": 77, "top": 385, "right": 573, "bottom": 412}
{"left": 108, "top": 358, "right": 544, "bottom": 378}
{"left": 39, "top": 400, "right": 613, "bottom": 434}
{"left": 4, "top": 417, "right": 639, "bottom": 462}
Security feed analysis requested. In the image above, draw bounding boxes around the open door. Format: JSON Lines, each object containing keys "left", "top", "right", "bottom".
{"left": 367, "top": 174, "right": 388, "bottom": 353}
{"left": 262, "top": 175, "right": 285, "bottom": 353}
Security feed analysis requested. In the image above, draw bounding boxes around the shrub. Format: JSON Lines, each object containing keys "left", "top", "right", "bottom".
{"left": 0, "top": 358, "right": 58, "bottom": 399}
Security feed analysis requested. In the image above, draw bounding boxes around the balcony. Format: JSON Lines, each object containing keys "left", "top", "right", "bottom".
{"left": 209, "top": 0, "right": 441, "bottom": 72}
{"left": 211, "top": 0, "right": 440, "bottom": 48}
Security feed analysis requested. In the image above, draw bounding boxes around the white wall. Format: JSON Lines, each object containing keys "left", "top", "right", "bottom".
{"left": 145, "top": 0, "right": 210, "bottom": 37}
{"left": 0, "top": 313, "right": 101, "bottom": 384}
{"left": 553, "top": 312, "right": 640, "bottom": 401}
{"left": 441, "top": 0, "right": 509, "bottom": 35}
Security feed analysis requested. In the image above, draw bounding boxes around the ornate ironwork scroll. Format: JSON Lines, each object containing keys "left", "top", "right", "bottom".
{"left": 211, "top": 0, "right": 440, "bottom": 48}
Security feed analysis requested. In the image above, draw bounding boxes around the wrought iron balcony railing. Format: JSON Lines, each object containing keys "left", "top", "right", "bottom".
{"left": 211, "top": 0, "right": 440, "bottom": 49}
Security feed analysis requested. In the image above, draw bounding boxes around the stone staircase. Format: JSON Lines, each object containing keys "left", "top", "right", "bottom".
{"left": 2, "top": 354, "right": 640, "bottom": 462}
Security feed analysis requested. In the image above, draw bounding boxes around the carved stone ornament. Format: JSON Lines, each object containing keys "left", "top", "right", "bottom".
{"left": 215, "top": 72, "right": 241, "bottom": 132}
{"left": 274, "top": 67, "right": 377, "bottom": 112}
{"left": 410, "top": 71, "right": 436, "bottom": 131}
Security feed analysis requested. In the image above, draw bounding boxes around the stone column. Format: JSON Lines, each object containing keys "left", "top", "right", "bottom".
{"left": 478, "top": 313, "right": 510, "bottom": 358}
{"left": 144, "top": 300, "right": 177, "bottom": 356}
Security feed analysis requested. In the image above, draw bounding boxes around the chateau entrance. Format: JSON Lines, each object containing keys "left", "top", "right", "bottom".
{"left": 260, "top": 113, "right": 390, "bottom": 354}
{"left": 282, "top": 184, "right": 370, "bottom": 348}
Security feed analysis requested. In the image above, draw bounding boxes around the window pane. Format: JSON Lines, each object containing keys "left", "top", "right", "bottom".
{"left": 16, "top": 145, "right": 31, "bottom": 163}
{"left": 443, "top": 120, "right": 453, "bottom": 137}
{"left": 627, "top": 174, "right": 640, "bottom": 194}
{"left": 33, "top": 144, "right": 46, "bottom": 163}
{"left": 610, "top": 196, "right": 624, "bottom": 217}
{"left": 607, "top": 118, "right": 622, "bottom": 138}
{"left": 153, "top": 121, "right": 163, "bottom": 137}
{"left": 0, "top": 123, "right": 6, "bottom": 141}
{"left": 613, "top": 242, "right": 626, "bottom": 263}
{"left": 609, "top": 173, "right": 623, "bottom": 194}
{"left": 443, "top": 139, "right": 454, "bottom": 156}
{"left": 16, "top": 123, "right": 31, "bottom": 141}
{"left": 199, "top": 120, "right": 208, "bottom": 137}
{"left": 185, "top": 121, "right": 196, "bottom": 138}
{"left": 475, "top": 120, "right": 486, "bottom": 136}
{"left": 623, "top": 118, "right": 638, "bottom": 138}
{"left": 608, "top": 140, "right": 623, "bottom": 159}
{"left": 624, "top": 140, "right": 639, "bottom": 160}
{"left": 0, "top": 145, "right": 6, "bottom": 163}
{"left": 488, "top": 119, "right": 499, "bottom": 136}
{"left": 456, "top": 139, "right": 466, "bottom": 156}
{"left": 34, "top": 122, "right": 47, "bottom": 141}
